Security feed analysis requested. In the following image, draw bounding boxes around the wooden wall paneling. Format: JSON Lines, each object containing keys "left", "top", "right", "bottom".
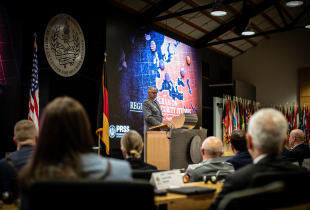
{"left": 299, "top": 69, "right": 310, "bottom": 105}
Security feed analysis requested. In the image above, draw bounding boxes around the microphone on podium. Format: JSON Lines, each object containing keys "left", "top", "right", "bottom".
{"left": 160, "top": 114, "right": 175, "bottom": 129}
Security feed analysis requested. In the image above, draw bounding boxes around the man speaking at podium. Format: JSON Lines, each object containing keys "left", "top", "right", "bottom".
{"left": 142, "top": 87, "right": 163, "bottom": 131}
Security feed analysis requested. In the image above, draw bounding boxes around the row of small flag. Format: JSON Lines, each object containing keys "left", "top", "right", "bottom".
{"left": 275, "top": 102, "right": 310, "bottom": 141}
{"left": 222, "top": 94, "right": 310, "bottom": 144}
{"left": 222, "top": 95, "right": 258, "bottom": 144}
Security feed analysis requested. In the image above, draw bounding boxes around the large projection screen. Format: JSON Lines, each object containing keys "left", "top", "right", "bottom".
{"left": 107, "top": 10, "right": 201, "bottom": 149}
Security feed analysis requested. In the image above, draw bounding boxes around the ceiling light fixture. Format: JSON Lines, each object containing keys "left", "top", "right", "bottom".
{"left": 285, "top": 0, "right": 303, "bottom": 7}
{"left": 241, "top": 21, "right": 255, "bottom": 36}
{"left": 211, "top": 0, "right": 227, "bottom": 17}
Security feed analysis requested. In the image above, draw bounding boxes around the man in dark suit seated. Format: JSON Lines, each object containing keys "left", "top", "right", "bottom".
{"left": 209, "top": 109, "right": 307, "bottom": 210}
{"left": 226, "top": 130, "right": 252, "bottom": 170}
{"left": 183, "top": 136, "right": 234, "bottom": 183}
{"left": 288, "top": 129, "right": 310, "bottom": 165}
{"left": 281, "top": 135, "right": 290, "bottom": 158}
{"left": 0, "top": 120, "right": 37, "bottom": 193}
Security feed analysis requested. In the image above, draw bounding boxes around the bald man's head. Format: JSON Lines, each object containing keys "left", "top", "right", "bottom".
{"left": 289, "top": 129, "right": 305, "bottom": 147}
{"left": 201, "top": 136, "right": 223, "bottom": 159}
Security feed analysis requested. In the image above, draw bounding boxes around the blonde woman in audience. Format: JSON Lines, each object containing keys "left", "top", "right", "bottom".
{"left": 121, "top": 130, "right": 157, "bottom": 170}
{"left": 19, "top": 96, "right": 132, "bottom": 210}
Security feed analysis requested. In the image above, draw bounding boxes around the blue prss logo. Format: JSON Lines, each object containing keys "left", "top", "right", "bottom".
{"left": 109, "top": 125, "right": 116, "bottom": 138}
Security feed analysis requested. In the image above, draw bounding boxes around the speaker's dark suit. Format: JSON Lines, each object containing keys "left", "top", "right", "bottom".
{"left": 289, "top": 144, "right": 310, "bottom": 165}
{"left": 225, "top": 150, "right": 252, "bottom": 170}
{"left": 208, "top": 154, "right": 307, "bottom": 210}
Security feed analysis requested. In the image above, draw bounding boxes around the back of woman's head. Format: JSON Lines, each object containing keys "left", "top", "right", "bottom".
{"left": 19, "top": 97, "right": 94, "bottom": 191}
{"left": 121, "top": 130, "right": 143, "bottom": 159}
{"left": 38, "top": 96, "right": 94, "bottom": 160}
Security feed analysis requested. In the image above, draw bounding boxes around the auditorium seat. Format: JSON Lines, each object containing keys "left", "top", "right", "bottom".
{"left": 132, "top": 169, "right": 165, "bottom": 181}
{"left": 28, "top": 180, "right": 155, "bottom": 210}
{"left": 218, "top": 170, "right": 310, "bottom": 210}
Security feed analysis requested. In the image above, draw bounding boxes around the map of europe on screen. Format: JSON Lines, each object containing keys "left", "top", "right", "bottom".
{"left": 117, "top": 28, "right": 199, "bottom": 126}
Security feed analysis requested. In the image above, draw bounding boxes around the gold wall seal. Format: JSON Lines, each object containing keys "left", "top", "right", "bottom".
{"left": 44, "top": 14, "right": 85, "bottom": 77}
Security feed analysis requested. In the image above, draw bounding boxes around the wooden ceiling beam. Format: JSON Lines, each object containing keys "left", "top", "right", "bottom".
{"left": 145, "top": 0, "right": 244, "bottom": 23}
{"left": 247, "top": 0, "right": 281, "bottom": 29}
{"left": 106, "top": 0, "right": 140, "bottom": 15}
{"left": 182, "top": 0, "right": 225, "bottom": 25}
{"left": 275, "top": 3, "right": 288, "bottom": 26}
{"left": 154, "top": 21, "right": 197, "bottom": 41}
{"left": 301, "top": 4, "right": 309, "bottom": 16}
{"left": 205, "top": 25, "right": 303, "bottom": 47}
{"left": 106, "top": 0, "right": 234, "bottom": 58}
{"left": 138, "top": 0, "right": 183, "bottom": 24}
{"left": 290, "top": 4, "right": 310, "bottom": 26}
{"left": 225, "top": 4, "right": 270, "bottom": 39}
{"left": 144, "top": 0, "right": 244, "bottom": 53}
{"left": 276, "top": 2, "right": 294, "bottom": 21}
{"left": 207, "top": 46, "right": 234, "bottom": 59}
{"left": 182, "top": 0, "right": 257, "bottom": 47}
{"left": 250, "top": 22, "right": 270, "bottom": 39}
{"left": 195, "top": 0, "right": 281, "bottom": 48}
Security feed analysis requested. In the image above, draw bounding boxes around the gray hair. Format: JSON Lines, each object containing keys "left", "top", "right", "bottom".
{"left": 147, "top": 87, "right": 156, "bottom": 93}
{"left": 248, "top": 108, "right": 287, "bottom": 154}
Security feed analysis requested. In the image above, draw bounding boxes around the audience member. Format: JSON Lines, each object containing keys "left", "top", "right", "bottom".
{"left": 288, "top": 129, "right": 310, "bottom": 165}
{"left": 209, "top": 109, "right": 307, "bottom": 210}
{"left": 19, "top": 97, "right": 132, "bottom": 209}
{"left": 225, "top": 130, "right": 252, "bottom": 170}
{"left": 281, "top": 135, "right": 290, "bottom": 158}
{"left": 121, "top": 130, "right": 157, "bottom": 170}
{"left": 183, "top": 136, "right": 234, "bottom": 183}
{"left": 0, "top": 120, "right": 37, "bottom": 193}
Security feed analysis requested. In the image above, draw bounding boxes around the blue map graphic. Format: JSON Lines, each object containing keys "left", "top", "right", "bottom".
{"left": 116, "top": 26, "right": 197, "bottom": 134}
{"left": 159, "top": 79, "right": 184, "bottom": 101}
{"left": 165, "top": 43, "right": 176, "bottom": 63}
{"left": 177, "top": 77, "right": 185, "bottom": 87}
{"left": 174, "top": 41, "right": 180, "bottom": 48}
{"left": 191, "top": 103, "right": 196, "bottom": 112}
{"left": 187, "top": 79, "right": 192, "bottom": 95}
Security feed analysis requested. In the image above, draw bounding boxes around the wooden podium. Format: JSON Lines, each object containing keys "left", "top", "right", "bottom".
{"left": 144, "top": 114, "right": 207, "bottom": 170}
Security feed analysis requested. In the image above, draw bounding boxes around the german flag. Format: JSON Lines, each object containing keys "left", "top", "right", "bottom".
{"left": 96, "top": 61, "right": 109, "bottom": 155}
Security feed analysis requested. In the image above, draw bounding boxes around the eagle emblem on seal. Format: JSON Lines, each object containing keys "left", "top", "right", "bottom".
{"left": 50, "top": 22, "right": 80, "bottom": 68}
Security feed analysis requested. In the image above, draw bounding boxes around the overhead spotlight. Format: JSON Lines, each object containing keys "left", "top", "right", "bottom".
{"left": 234, "top": 1, "right": 251, "bottom": 35}
{"left": 285, "top": 0, "right": 303, "bottom": 7}
{"left": 241, "top": 23, "right": 255, "bottom": 36}
{"left": 211, "top": 0, "right": 227, "bottom": 17}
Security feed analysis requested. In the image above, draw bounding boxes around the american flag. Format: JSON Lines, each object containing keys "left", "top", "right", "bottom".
{"left": 28, "top": 38, "right": 39, "bottom": 129}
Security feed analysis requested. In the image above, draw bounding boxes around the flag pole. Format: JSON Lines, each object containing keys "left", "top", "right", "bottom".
{"left": 33, "top": 32, "right": 37, "bottom": 44}
{"left": 98, "top": 135, "right": 100, "bottom": 156}
{"left": 98, "top": 52, "right": 108, "bottom": 156}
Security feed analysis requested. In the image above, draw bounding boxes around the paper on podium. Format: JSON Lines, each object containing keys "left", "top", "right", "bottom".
{"left": 149, "top": 114, "right": 186, "bottom": 130}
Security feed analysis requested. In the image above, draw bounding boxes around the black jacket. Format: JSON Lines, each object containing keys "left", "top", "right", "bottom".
{"left": 126, "top": 158, "right": 157, "bottom": 170}
{"left": 289, "top": 144, "right": 310, "bottom": 165}
{"left": 225, "top": 150, "right": 252, "bottom": 170}
{"left": 209, "top": 154, "right": 308, "bottom": 210}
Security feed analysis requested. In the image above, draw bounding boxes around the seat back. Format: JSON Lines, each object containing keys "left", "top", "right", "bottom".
{"left": 248, "top": 170, "right": 310, "bottom": 209}
{"left": 28, "top": 180, "right": 155, "bottom": 210}
{"left": 132, "top": 170, "right": 164, "bottom": 180}
{"left": 219, "top": 170, "right": 310, "bottom": 210}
